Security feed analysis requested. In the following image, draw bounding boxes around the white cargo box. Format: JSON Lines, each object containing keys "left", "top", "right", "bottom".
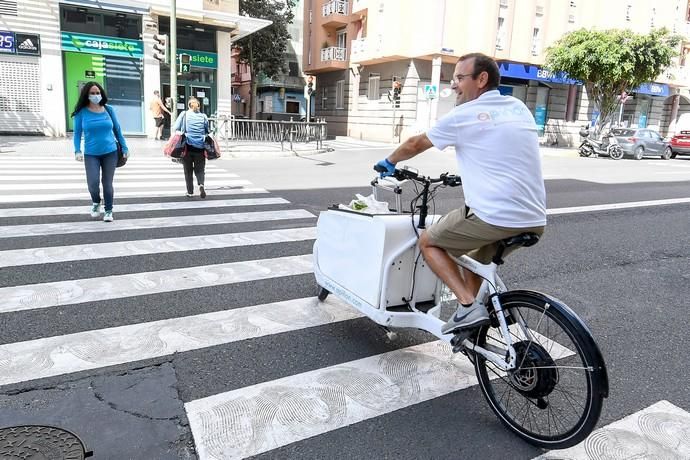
{"left": 314, "top": 208, "right": 440, "bottom": 309}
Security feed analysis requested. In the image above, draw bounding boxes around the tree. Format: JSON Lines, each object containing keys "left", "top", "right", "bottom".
{"left": 544, "top": 28, "right": 681, "bottom": 134}
{"left": 237, "top": 0, "right": 295, "bottom": 119}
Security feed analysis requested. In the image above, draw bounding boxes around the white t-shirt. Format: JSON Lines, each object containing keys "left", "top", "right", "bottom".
{"left": 427, "top": 90, "right": 546, "bottom": 228}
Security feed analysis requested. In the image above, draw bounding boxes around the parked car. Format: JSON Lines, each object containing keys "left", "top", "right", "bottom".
{"left": 610, "top": 128, "right": 672, "bottom": 160}
{"left": 668, "top": 130, "right": 690, "bottom": 159}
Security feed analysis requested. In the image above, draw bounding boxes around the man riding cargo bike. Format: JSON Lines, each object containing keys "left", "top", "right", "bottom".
{"left": 314, "top": 53, "right": 608, "bottom": 448}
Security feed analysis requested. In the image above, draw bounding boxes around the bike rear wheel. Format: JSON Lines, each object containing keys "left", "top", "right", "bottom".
{"left": 473, "top": 292, "right": 606, "bottom": 449}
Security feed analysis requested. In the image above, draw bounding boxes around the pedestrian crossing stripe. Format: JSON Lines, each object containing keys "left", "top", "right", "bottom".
{"left": 0, "top": 254, "right": 313, "bottom": 314}
{"left": 0, "top": 227, "right": 316, "bottom": 268}
{"left": 534, "top": 400, "right": 690, "bottom": 459}
{"left": 0, "top": 209, "right": 313, "bottom": 238}
{"left": 0, "top": 296, "right": 361, "bottom": 387}
{"left": 0, "top": 172, "right": 239, "bottom": 181}
{"left": 0, "top": 179, "right": 252, "bottom": 191}
{"left": 0, "top": 197, "right": 289, "bottom": 218}
{"left": 185, "top": 341, "right": 478, "bottom": 459}
{"left": 0, "top": 187, "right": 269, "bottom": 203}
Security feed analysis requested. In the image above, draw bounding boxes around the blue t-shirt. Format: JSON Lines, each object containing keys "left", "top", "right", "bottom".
{"left": 73, "top": 106, "right": 129, "bottom": 156}
{"left": 173, "top": 110, "right": 209, "bottom": 148}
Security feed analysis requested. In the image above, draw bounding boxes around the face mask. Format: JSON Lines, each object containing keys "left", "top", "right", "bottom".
{"left": 88, "top": 94, "right": 102, "bottom": 104}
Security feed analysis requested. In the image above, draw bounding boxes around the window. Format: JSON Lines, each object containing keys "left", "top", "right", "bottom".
{"left": 337, "top": 29, "right": 347, "bottom": 49}
{"left": 286, "top": 100, "right": 300, "bottom": 114}
{"left": 626, "top": 4, "right": 632, "bottom": 21}
{"left": 60, "top": 6, "right": 142, "bottom": 39}
{"left": 531, "top": 27, "right": 541, "bottom": 56}
{"left": 321, "top": 86, "right": 328, "bottom": 110}
{"left": 368, "top": 73, "right": 380, "bottom": 100}
{"left": 336, "top": 80, "right": 345, "bottom": 109}
{"left": 288, "top": 62, "right": 299, "bottom": 77}
{"left": 0, "top": 0, "right": 18, "bottom": 16}
{"left": 650, "top": 8, "right": 656, "bottom": 28}
{"left": 496, "top": 17, "right": 506, "bottom": 50}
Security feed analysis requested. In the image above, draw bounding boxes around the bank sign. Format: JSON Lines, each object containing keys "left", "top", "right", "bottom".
{"left": 61, "top": 32, "right": 143, "bottom": 58}
{"left": 177, "top": 49, "right": 217, "bottom": 69}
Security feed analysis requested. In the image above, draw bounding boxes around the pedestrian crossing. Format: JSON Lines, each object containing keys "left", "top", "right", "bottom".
{"left": 0, "top": 154, "right": 687, "bottom": 459}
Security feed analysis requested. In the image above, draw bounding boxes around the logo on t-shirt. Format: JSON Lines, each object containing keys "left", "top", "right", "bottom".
{"left": 477, "top": 112, "right": 491, "bottom": 122}
{"left": 476, "top": 106, "right": 530, "bottom": 122}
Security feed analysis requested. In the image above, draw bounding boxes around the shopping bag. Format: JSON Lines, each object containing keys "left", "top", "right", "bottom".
{"left": 204, "top": 135, "right": 221, "bottom": 160}
{"left": 164, "top": 133, "right": 187, "bottom": 158}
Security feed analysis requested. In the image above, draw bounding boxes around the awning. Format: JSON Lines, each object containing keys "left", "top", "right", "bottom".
{"left": 60, "top": 0, "right": 149, "bottom": 14}
{"left": 60, "top": 1, "right": 272, "bottom": 40}
{"left": 149, "top": 5, "right": 272, "bottom": 40}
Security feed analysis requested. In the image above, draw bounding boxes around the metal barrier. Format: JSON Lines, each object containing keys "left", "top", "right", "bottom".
{"left": 208, "top": 116, "right": 328, "bottom": 152}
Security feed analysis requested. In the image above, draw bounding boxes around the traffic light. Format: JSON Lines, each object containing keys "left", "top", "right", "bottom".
{"left": 153, "top": 34, "right": 168, "bottom": 64}
{"left": 306, "top": 75, "right": 316, "bottom": 96}
{"left": 179, "top": 53, "right": 191, "bottom": 74}
{"left": 392, "top": 80, "right": 401, "bottom": 108}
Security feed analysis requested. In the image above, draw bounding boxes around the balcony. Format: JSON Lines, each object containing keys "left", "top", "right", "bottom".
{"left": 317, "top": 46, "right": 349, "bottom": 71}
{"left": 257, "top": 74, "right": 305, "bottom": 89}
{"left": 351, "top": 0, "right": 367, "bottom": 14}
{"left": 350, "top": 38, "right": 366, "bottom": 62}
{"left": 322, "top": 0, "right": 349, "bottom": 27}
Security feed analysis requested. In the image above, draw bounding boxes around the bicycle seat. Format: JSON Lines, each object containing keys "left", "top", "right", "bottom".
{"left": 492, "top": 233, "right": 541, "bottom": 265}
{"left": 500, "top": 233, "right": 540, "bottom": 249}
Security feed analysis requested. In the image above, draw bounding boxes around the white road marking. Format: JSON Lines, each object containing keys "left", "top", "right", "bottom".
{"left": 0, "top": 197, "right": 288, "bottom": 218}
{"left": 0, "top": 179, "right": 251, "bottom": 191}
{"left": 536, "top": 400, "right": 690, "bottom": 459}
{"left": 0, "top": 254, "right": 312, "bottom": 314}
{"left": 0, "top": 209, "right": 314, "bottom": 238}
{"left": 0, "top": 227, "right": 316, "bottom": 268}
{"left": 548, "top": 197, "right": 690, "bottom": 215}
{"left": 0, "top": 188, "right": 268, "bottom": 203}
{"left": 0, "top": 173, "right": 238, "bottom": 181}
{"left": 185, "top": 341, "right": 478, "bottom": 459}
{"left": 0, "top": 296, "right": 361, "bottom": 387}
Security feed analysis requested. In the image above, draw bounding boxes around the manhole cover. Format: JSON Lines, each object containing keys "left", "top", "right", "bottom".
{"left": 0, "top": 425, "right": 92, "bottom": 459}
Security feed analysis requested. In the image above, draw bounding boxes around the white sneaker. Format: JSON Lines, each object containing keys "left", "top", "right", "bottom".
{"left": 90, "top": 203, "right": 102, "bottom": 218}
{"left": 103, "top": 211, "right": 114, "bottom": 222}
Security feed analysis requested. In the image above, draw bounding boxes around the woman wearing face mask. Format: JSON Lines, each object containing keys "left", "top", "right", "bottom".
{"left": 173, "top": 97, "right": 209, "bottom": 198}
{"left": 72, "top": 82, "right": 129, "bottom": 222}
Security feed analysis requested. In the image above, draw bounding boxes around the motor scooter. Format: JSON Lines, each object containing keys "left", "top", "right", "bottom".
{"left": 578, "top": 125, "right": 624, "bottom": 159}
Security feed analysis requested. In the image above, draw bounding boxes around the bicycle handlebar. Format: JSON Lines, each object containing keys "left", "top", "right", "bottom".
{"left": 373, "top": 165, "right": 462, "bottom": 187}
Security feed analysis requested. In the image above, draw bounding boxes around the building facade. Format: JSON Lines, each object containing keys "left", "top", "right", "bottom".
{"left": 0, "top": 0, "right": 269, "bottom": 136}
{"left": 255, "top": 0, "right": 310, "bottom": 121}
{"left": 303, "top": 0, "right": 690, "bottom": 144}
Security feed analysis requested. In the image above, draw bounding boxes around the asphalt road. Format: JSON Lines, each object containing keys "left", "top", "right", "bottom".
{"left": 0, "top": 144, "right": 688, "bottom": 459}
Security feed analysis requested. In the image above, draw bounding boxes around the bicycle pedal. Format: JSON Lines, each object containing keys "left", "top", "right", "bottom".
{"left": 450, "top": 330, "right": 473, "bottom": 353}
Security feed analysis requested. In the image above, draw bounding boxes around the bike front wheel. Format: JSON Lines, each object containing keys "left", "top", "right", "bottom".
{"left": 473, "top": 291, "right": 607, "bottom": 449}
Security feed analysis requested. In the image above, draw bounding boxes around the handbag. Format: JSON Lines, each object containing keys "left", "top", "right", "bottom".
{"left": 203, "top": 135, "right": 221, "bottom": 160}
{"left": 105, "top": 105, "right": 127, "bottom": 167}
{"left": 164, "top": 112, "right": 188, "bottom": 159}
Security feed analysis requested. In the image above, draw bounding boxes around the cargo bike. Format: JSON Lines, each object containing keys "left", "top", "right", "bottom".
{"left": 313, "top": 166, "right": 608, "bottom": 449}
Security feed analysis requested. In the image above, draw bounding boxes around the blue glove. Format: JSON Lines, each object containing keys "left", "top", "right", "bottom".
{"left": 374, "top": 158, "right": 396, "bottom": 177}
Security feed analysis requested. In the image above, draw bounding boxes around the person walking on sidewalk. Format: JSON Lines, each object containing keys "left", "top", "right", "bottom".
{"left": 150, "top": 90, "right": 171, "bottom": 140}
{"left": 72, "top": 81, "right": 129, "bottom": 222}
{"left": 173, "top": 97, "right": 209, "bottom": 198}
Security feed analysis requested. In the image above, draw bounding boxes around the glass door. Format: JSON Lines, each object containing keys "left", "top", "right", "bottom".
{"left": 191, "top": 85, "right": 212, "bottom": 116}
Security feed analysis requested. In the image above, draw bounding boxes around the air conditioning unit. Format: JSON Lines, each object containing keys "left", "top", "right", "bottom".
{"left": 536, "top": 6, "right": 544, "bottom": 15}
{"left": 500, "top": 0, "right": 508, "bottom": 7}
{"left": 568, "top": 14, "right": 576, "bottom": 23}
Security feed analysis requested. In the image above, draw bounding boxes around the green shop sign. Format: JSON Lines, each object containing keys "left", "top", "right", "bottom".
{"left": 61, "top": 32, "right": 143, "bottom": 58}
{"left": 177, "top": 49, "right": 217, "bottom": 69}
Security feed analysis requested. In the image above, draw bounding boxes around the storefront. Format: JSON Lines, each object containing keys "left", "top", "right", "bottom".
{"left": 158, "top": 20, "right": 218, "bottom": 118}
{"left": 0, "top": 30, "right": 45, "bottom": 134}
{"left": 60, "top": 5, "right": 145, "bottom": 134}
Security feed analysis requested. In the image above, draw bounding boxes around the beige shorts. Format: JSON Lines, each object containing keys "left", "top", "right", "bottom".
{"left": 426, "top": 205, "right": 545, "bottom": 264}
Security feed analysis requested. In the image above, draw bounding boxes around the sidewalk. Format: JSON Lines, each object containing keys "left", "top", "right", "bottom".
{"left": 0, "top": 135, "right": 579, "bottom": 159}
{"left": 0, "top": 136, "right": 328, "bottom": 158}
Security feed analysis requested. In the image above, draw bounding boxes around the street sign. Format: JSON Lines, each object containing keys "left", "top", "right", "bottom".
{"left": 424, "top": 84, "right": 438, "bottom": 100}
